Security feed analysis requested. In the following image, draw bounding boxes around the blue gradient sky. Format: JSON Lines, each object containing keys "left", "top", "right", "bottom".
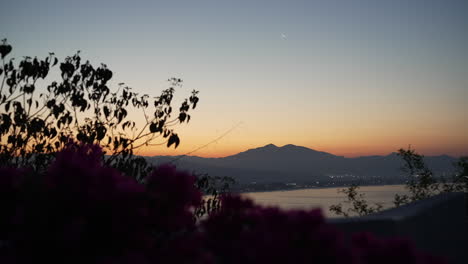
{"left": 2, "top": 0, "right": 467, "bottom": 157}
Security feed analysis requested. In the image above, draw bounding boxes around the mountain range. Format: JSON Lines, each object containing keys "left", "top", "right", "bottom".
{"left": 143, "top": 144, "right": 458, "bottom": 184}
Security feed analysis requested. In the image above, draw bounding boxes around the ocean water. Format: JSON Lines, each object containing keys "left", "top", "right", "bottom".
{"left": 242, "top": 185, "right": 408, "bottom": 218}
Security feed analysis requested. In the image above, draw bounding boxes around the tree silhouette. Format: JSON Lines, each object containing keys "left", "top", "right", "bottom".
{"left": 0, "top": 39, "right": 199, "bottom": 180}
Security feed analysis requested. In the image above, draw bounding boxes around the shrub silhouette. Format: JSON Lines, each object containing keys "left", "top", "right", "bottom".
{"left": 0, "top": 143, "right": 446, "bottom": 263}
{"left": 330, "top": 146, "right": 468, "bottom": 216}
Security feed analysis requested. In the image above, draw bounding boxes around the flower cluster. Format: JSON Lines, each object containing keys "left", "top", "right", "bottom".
{"left": 0, "top": 143, "right": 446, "bottom": 263}
{"left": 202, "top": 195, "right": 350, "bottom": 263}
{"left": 201, "top": 195, "right": 444, "bottom": 264}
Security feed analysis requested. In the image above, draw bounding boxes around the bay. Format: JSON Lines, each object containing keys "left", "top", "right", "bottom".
{"left": 242, "top": 185, "right": 408, "bottom": 218}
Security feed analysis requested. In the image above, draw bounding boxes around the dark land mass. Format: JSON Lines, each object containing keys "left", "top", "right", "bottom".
{"left": 143, "top": 144, "right": 458, "bottom": 192}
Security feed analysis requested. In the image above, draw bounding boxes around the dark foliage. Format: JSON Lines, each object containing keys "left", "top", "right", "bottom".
{"left": 0, "top": 143, "right": 446, "bottom": 263}
{"left": 194, "top": 173, "right": 235, "bottom": 218}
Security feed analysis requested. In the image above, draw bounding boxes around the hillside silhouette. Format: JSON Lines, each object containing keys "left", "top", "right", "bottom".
{"left": 145, "top": 144, "right": 457, "bottom": 184}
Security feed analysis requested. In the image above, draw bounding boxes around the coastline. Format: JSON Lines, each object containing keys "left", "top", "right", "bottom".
{"left": 233, "top": 182, "right": 407, "bottom": 195}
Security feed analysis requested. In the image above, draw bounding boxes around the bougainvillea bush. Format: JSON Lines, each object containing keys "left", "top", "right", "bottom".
{"left": 0, "top": 143, "right": 446, "bottom": 263}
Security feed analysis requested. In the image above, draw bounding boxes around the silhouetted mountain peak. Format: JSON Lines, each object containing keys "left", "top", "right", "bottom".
{"left": 227, "top": 143, "right": 338, "bottom": 162}
{"left": 144, "top": 144, "right": 458, "bottom": 184}
{"left": 234, "top": 144, "right": 278, "bottom": 156}
{"left": 281, "top": 144, "right": 312, "bottom": 151}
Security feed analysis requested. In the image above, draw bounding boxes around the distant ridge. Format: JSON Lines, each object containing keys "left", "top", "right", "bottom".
{"left": 227, "top": 144, "right": 340, "bottom": 159}
{"left": 144, "top": 144, "right": 458, "bottom": 184}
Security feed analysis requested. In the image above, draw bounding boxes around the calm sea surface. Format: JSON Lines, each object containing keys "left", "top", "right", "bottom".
{"left": 242, "top": 185, "right": 408, "bottom": 218}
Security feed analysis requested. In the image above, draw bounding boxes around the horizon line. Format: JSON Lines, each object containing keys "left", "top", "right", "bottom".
{"left": 136, "top": 143, "right": 460, "bottom": 159}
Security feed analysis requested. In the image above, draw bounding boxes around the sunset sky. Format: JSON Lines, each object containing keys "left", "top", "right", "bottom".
{"left": 2, "top": 0, "right": 467, "bottom": 158}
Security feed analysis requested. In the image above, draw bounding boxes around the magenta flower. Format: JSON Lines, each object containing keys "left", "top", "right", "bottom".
{"left": 145, "top": 164, "right": 202, "bottom": 232}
